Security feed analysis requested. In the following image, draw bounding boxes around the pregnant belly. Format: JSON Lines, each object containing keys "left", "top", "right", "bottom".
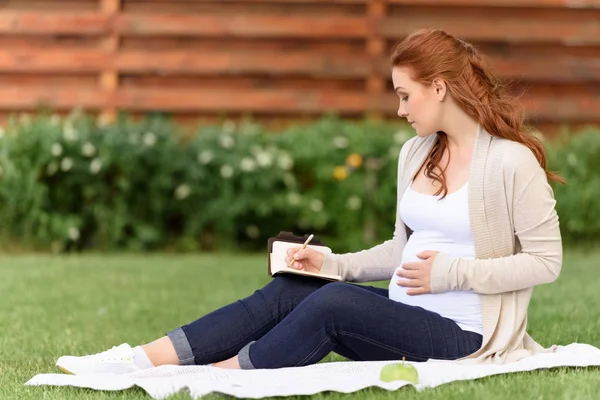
{"left": 388, "top": 275, "right": 482, "bottom": 333}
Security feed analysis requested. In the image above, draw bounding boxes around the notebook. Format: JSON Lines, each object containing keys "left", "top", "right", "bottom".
{"left": 267, "top": 231, "right": 342, "bottom": 281}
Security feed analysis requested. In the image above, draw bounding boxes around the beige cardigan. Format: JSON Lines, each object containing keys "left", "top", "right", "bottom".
{"left": 320, "top": 125, "right": 562, "bottom": 364}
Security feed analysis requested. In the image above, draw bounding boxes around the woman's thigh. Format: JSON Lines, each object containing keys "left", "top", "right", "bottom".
{"left": 317, "top": 282, "right": 482, "bottom": 362}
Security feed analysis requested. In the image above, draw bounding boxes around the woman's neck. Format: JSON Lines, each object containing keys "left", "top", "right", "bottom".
{"left": 441, "top": 113, "right": 479, "bottom": 152}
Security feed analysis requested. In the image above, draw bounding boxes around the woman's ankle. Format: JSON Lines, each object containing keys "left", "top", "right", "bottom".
{"left": 142, "top": 336, "right": 180, "bottom": 366}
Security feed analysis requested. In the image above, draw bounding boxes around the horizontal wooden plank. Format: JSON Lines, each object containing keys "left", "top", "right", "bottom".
{"left": 0, "top": 88, "right": 107, "bottom": 109}
{"left": 487, "top": 57, "right": 600, "bottom": 82}
{"left": 388, "top": 0, "right": 600, "bottom": 7}
{"left": 4, "top": 10, "right": 599, "bottom": 43}
{"left": 2, "top": 0, "right": 98, "bottom": 11}
{"left": 126, "top": 0, "right": 368, "bottom": 3}
{"left": 0, "top": 12, "right": 109, "bottom": 35}
{"left": 122, "top": 2, "right": 366, "bottom": 15}
{"left": 121, "top": 37, "right": 365, "bottom": 52}
{"left": 0, "top": 49, "right": 109, "bottom": 72}
{"left": 114, "top": 88, "right": 369, "bottom": 112}
{"left": 115, "top": 14, "right": 369, "bottom": 38}
{"left": 0, "top": 88, "right": 368, "bottom": 112}
{"left": 381, "top": 12, "right": 600, "bottom": 44}
{"left": 0, "top": 49, "right": 372, "bottom": 78}
{"left": 0, "top": 48, "right": 368, "bottom": 76}
{"left": 520, "top": 96, "right": 600, "bottom": 121}
{"left": 0, "top": 73, "right": 98, "bottom": 88}
{"left": 3, "top": 48, "right": 599, "bottom": 83}
{"left": 116, "top": 50, "right": 370, "bottom": 76}
{"left": 1, "top": 88, "right": 598, "bottom": 121}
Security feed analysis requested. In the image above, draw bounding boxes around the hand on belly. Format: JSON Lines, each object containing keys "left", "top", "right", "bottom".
{"left": 394, "top": 250, "right": 439, "bottom": 295}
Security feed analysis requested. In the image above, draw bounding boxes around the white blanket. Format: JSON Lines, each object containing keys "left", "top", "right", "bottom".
{"left": 26, "top": 343, "right": 600, "bottom": 399}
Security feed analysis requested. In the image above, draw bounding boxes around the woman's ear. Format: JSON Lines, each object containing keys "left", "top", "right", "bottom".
{"left": 432, "top": 78, "right": 447, "bottom": 101}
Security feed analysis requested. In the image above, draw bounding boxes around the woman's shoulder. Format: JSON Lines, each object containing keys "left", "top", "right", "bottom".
{"left": 490, "top": 136, "right": 543, "bottom": 175}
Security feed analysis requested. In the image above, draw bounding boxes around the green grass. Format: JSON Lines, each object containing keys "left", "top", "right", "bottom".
{"left": 1, "top": 249, "right": 599, "bottom": 399}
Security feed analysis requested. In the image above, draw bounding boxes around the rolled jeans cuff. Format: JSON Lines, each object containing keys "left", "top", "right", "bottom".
{"left": 166, "top": 327, "right": 196, "bottom": 366}
{"left": 237, "top": 341, "right": 256, "bottom": 369}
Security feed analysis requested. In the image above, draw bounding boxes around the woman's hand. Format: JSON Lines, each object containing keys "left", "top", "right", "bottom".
{"left": 396, "top": 250, "right": 439, "bottom": 295}
{"left": 285, "top": 247, "right": 324, "bottom": 274}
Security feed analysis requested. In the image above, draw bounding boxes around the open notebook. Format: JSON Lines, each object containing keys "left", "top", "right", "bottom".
{"left": 268, "top": 232, "right": 342, "bottom": 281}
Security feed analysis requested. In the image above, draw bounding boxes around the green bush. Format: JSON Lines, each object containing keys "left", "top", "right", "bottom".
{"left": 0, "top": 110, "right": 597, "bottom": 253}
{"left": 547, "top": 127, "right": 600, "bottom": 245}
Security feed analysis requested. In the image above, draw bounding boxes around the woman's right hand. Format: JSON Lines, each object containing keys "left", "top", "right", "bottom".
{"left": 285, "top": 247, "right": 324, "bottom": 274}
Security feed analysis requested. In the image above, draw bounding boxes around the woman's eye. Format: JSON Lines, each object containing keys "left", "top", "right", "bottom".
{"left": 401, "top": 96, "right": 409, "bottom": 102}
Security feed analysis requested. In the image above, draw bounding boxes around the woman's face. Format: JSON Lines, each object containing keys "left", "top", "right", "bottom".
{"left": 391, "top": 66, "right": 442, "bottom": 137}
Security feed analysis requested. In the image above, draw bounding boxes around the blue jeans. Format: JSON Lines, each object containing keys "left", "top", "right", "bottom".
{"left": 166, "top": 274, "right": 482, "bottom": 369}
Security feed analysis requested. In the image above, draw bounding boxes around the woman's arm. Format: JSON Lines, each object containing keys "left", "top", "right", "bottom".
{"left": 429, "top": 149, "right": 562, "bottom": 295}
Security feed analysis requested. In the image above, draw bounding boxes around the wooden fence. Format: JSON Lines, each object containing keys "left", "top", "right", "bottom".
{"left": 0, "top": 0, "right": 599, "bottom": 130}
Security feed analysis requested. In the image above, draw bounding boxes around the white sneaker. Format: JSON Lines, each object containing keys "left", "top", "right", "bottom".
{"left": 56, "top": 343, "right": 141, "bottom": 375}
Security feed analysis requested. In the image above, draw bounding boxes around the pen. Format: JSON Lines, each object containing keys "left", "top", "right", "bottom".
{"left": 288, "top": 234, "right": 314, "bottom": 268}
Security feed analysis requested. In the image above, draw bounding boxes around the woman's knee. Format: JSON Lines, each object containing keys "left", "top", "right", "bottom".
{"left": 306, "top": 282, "right": 354, "bottom": 314}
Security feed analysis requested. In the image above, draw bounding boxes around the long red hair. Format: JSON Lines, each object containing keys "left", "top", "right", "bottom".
{"left": 390, "top": 29, "right": 564, "bottom": 197}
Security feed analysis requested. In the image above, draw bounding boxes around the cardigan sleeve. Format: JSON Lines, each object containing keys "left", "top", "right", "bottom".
{"left": 429, "top": 148, "right": 563, "bottom": 295}
{"left": 319, "top": 138, "right": 415, "bottom": 283}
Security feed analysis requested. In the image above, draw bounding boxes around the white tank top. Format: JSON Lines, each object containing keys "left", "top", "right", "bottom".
{"left": 388, "top": 180, "right": 483, "bottom": 335}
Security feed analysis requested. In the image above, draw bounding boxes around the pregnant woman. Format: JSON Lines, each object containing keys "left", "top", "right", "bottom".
{"left": 56, "top": 28, "right": 563, "bottom": 374}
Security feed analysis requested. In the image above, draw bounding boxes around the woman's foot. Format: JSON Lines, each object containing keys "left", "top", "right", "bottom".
{"left": 56, "top": 343, "right": 152, "bottom": 375}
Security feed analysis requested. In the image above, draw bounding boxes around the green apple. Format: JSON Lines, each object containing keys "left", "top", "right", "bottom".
{"left": 379, "top": 358, "right": 418, "bottom": 384}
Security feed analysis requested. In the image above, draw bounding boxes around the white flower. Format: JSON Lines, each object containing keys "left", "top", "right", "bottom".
{"left": 50, "top": 114, "right": 61, "bottom": 126}
{"left": 245, "top": 225, "right": 260, "bottom": 239}
{"left": 222, "top": 120, "right": 236, "bottom": 134}
{"left": 96, "top": 114, "right": 111, "bottom": 128}
{"left": 175, "top": 184, "right": 191, "bottom": 200}
{"left": 346, "top": 196, "right": 362, "bottom": 210}
{"left": 332, "top": 136, "right": 349, "bottom": 149}
{"left": 310, "top": 199, "right": 323, "bottom": 212}
{"left": 63, "top": 123, "right": 78, "bottom": 141}
{"left": 81, "top": 142, "right": 96, "bottom": 157}
{"left": 240, "top": 123, "right": 259, "bottom": 136}
{"left": 198, "top": 150, "right": 214, "bottom": 165}
{"left": 60, "top": 157, "right": 73, "bottom": 172}
{"left": 219, "top": 135, "right": 235, "bottom": 149}
{"left": 0, "top": 126, "right": 4, "bottom": 138}
{"left": 256, "top": 151, "right": 273, "bottom": 167}
{"left": 19, "top": 113, "right": 31, "bottom": 125}
{"left": 394, "top": 130, "right": 411, "bottom": 144}
{"left": 282, "top": 173, "right": 296, "bottom": 188}
{"left": 51, "top": 143, "right": 63, "bottom": 157}
{"left": 90, "top": 158, "right": 102, "bottom": 174}
{"left": 277, "top": 152, "right": 294, "bottom": 170}
{"left": 220, "top": 164, "right": 234, "bottom": 179}
{"left": 46, "top": 162, "right": 58, "bottom": 176}
{"left": 67, "top": 226, "right": 80, "bottom": 241}
{"left": 287, "top": 192, "right": 301, "bottom": 206}
{"left": 240, "top": 157, "right": 256, "bottom": 172}
{"left": 143, "top": 132, "right": 157, "bottom": 147}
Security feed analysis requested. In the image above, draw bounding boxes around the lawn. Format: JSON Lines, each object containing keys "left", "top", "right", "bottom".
{"left": 1, "top": 249, "right": 599, "bottom": 399}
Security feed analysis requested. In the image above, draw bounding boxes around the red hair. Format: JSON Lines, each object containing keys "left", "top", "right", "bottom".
{"left": 390, "top": 29, "right": 564, "bottom": 197}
